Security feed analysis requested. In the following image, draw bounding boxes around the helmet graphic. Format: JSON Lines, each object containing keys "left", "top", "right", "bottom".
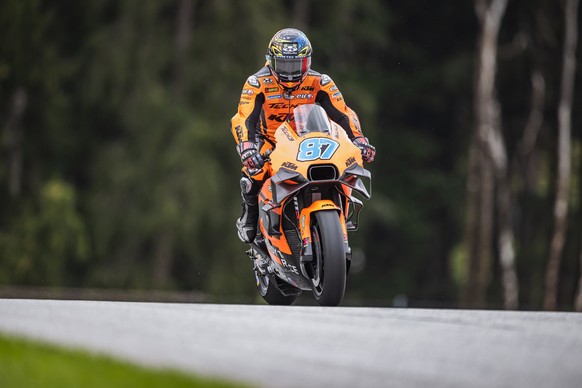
{"left": 266, "top": 28, "right": 312, "bottom": 87}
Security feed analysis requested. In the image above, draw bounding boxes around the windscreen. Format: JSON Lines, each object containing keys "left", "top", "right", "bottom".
{"left": 293, "top": 104, "right": 332, "bottom": 136}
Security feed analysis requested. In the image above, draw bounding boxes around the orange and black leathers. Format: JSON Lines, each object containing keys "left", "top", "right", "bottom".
{"left": 231, "top": 66, "right": 364, "bottom": 179}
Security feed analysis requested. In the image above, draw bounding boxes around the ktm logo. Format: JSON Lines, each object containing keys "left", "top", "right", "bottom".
{"left": 345, "top": 157, "right": 356, "bottom": 167}
{"left": 268, "top": 113, "right": 291, "bottom": 122}
{"left": 282, "top": 161, "right": 298, "bottom": 170}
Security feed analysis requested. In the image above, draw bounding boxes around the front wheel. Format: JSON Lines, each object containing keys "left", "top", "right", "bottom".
{"left": 310, "top": 210, "right": 347, "bottom": 306}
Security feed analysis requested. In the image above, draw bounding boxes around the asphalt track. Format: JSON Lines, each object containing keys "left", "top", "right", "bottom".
{"left": 1, "top": 299, "right": 581, "bottom": 388}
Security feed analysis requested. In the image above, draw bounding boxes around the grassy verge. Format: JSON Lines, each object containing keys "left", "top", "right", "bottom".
{"left": 0, "top": 333, "right": 251, "bottom": 388}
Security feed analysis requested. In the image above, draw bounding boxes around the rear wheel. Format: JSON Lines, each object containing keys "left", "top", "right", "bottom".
{"left": 310, "top": 210, "right": 346, "bottom": 306}
{"left": 256, "top": 272, "right": 299, "bottom": 305}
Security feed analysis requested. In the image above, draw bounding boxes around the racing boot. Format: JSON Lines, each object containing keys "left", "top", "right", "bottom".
{"left": 236, "top": 175, "right": 262, "bottom": 243}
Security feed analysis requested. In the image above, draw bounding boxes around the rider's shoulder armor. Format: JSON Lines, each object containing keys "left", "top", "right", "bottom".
{"left": 319, "top": 74, "right": 333, "bottom": 87}
{"left": 246, "top": 75, "right": 260, "bottom": 88}
{"left": 245, "top": 66, "right": 275, "bottom": 90}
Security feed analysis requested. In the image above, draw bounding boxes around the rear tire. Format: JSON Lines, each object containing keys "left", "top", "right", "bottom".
{"left": 256, "top": 272, "right": 298, "bottom": 305}
{"left": 311, "top": 210, "right": 346, "bottom": 306}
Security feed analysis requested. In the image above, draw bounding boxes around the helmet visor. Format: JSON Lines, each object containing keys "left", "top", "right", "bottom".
{"left": 269, "top": 56, "right": 311, "bottom": 82}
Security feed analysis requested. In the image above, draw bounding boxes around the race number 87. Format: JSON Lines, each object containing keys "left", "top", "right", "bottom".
{"left": 297, "top": 138, "right": 340, "bottom": 161}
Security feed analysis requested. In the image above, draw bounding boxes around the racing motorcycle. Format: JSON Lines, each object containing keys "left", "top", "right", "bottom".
{"left": 246, "top": 104, "right": 372, "bottom": 306}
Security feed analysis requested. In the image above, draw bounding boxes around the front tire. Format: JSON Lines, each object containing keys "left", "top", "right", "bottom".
{"left": 311, "top": 210, "right": 347, "bottom": 306}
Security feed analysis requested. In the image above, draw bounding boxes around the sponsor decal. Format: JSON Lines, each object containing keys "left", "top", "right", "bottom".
{"left": 282, "top": 43, "right": 298, "bottom": 55}
{"left": 336, "top": 97, "right": 343, "bottom": 102}
{"left": 281, "top": 126, "right": 295, "bottom": 141}
{"left": 235, "top": 125, "right": 243, "bottom": 142}
{"left": 268, "top": 112, "right": 291, "bottom": 122}
{"left": 262, "top": 78, "right": 274, "bottom": 84}
{"left": 242, "top": 89, "right": 254, "bottom": 95}
{"left": 265, "top": 87, "right": 279, "bottom": 93}
{"left": 267, "top": 94, "right": 281, "bottom": 100}
{"left": 301, "top": 86, "right": 315, "bottom": 91}
{"left": 247, "top": 75, "right": 260, "bottom": 87}
{"left": 239, "top": 101, "right": 250, "bottom": 106}
{"left": 320, "top": 74, "right": 331, "bottom": 86}
{"left": 322, "top": 203, "right": 335, "bottom": 208}
{"left": 241, "top": 96, "right": 252, "bottom": 100}
{"left": 269, "top": 102, "right": 299, "bottom": 109}
{"left": 282, "top": 161, "right": 298, "bottom": 170}
{"left": 332, "top": 92, "right": 342, "bottom": 98}
{"left": 330, "top": 86, "right": 338, "bottom": 92}
{"left": 283, "top": 92, "right": 294, "bottom": 100}
{"left": 281, "top": 258, "right": 299, "bottom": 275}
{"left": 345, "top": 156, "right": 356, "bottom": 167}
{"left": 295, "top": 94, "right": 313, "bottom": 99}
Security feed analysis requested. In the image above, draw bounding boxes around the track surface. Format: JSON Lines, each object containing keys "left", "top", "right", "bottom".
{"left": 1, "top": 299, "right": 581, "bottom": 387}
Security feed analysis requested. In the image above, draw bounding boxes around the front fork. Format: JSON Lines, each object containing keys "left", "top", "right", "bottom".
{"left": 298, "top": 200, "right": 351, "bottom": 278}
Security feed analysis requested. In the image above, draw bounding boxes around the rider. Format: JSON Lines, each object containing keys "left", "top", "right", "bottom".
{"left": 230, "top": 28, "right": 376, "bottom": 244}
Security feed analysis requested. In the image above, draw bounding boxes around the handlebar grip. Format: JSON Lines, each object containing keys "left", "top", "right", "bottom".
{"left": 246, "top": 149, "right": 272, "bottom": 176}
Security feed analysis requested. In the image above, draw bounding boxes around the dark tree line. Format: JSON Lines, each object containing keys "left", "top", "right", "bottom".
{"left": 0, "top": 0, "right": 581, "bottom": 310}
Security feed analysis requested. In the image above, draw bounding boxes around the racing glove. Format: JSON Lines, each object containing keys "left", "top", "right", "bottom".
{"left": 352, "top": 136, "right": 376, "bottom": 162}
{"left": 237, "top": 141, "right": 264, "bottom": 173}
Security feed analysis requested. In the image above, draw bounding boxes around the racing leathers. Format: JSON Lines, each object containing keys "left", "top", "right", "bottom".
{"left": 231, "top": 65, "right": 374, "bottom": 243}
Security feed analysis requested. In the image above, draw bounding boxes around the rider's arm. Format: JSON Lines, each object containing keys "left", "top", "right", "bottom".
{"left": 315, "top": 74, "right": 364, "bottom": 140}
{"left": 230, "top": 75, "right": 265, "bottom": 145}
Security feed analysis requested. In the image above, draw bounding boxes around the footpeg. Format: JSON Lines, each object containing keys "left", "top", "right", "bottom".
{"left": 254, "top": 257, "right": 270, "bottom": 274}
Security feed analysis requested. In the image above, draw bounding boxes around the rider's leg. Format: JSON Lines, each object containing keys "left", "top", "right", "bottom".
{"left": 236, "top": 173, "right": 264, "bottom": 243}
{"left": 236, "top": 143, "right": 272, "bottom": 243}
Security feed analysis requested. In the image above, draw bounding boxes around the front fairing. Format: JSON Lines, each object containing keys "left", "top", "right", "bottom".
{"left": 269, "top": 120, "right": 371, "bottom": 204}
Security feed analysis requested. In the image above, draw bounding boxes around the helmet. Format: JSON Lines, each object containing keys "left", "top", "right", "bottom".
{"left": 266, "top": 28, "right": 312, "bottom": 87}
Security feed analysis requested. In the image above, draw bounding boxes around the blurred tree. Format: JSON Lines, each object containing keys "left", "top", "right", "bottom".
{"left": 544, "top": 0, "right": 579, "bottom": 311}
{"left": 3, "top": 88, "right": 27, "bottom": 198}
{"left": 463, "top": 0, "right": 512, "bottom": 308}
{"left": 0, "top": 179, "right": 89, "bottom": 286}
{"left": 474, "top": 0, "right": 519, "bottom": 310}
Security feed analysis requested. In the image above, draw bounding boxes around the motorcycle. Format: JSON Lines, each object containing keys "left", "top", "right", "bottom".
{"left": 246, "top": 104, "right": 372, "bottom": 306}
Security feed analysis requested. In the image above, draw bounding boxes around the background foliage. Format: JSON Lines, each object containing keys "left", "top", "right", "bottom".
{"left": 0, "top": 0, "right": 580, "bottom": 309}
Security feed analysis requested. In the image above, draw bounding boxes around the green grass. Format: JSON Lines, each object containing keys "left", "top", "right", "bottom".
{"left": 0, "top": 333, "right": 251, "bottom": 388}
